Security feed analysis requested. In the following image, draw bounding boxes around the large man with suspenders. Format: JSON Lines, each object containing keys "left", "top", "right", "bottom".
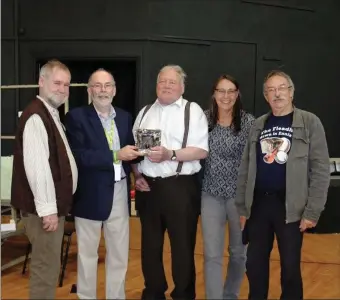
{"left": 132, "top": 65, "right": 209, "bottom": 300}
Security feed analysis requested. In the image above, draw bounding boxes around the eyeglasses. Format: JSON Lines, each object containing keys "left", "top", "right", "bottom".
{"left": 266, "top": 85, "right": 292, "bottom": 95}
{"left": 91, "top": 83, "right": 115, "bottom": 90}
{"left": 215, "top": 88, "right": 238, "bottom": 96}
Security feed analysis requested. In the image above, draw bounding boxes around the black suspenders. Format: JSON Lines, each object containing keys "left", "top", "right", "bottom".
{"left": 138, "top": 101, "right": 191, "bottom": 174}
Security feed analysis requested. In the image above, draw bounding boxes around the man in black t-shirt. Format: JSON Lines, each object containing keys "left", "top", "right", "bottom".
{"left": 235, "top": 70, "right": 330, "bottom": 300}
{"left": 255, "top": 112, "right": 293, "bottom": 192}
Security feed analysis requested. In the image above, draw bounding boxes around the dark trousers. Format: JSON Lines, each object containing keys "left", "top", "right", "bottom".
{"left": 245, "top": 191, "right": 303, "bottom": 300}
{"left": 136, "top": 174, "right": 200, "bottom": 300}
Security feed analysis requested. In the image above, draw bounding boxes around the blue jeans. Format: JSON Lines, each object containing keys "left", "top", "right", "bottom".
{"left": 201, "top": 191, "right": 247, "bottom": 299}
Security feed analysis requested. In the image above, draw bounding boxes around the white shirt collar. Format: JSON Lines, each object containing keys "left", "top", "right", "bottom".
{"left": 155, "top": 96, "right": 184, "bottom": 108}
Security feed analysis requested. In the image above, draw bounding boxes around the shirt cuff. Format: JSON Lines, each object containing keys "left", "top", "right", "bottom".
{"left": 35, "top": 203, "right": 58, "bottom": 217}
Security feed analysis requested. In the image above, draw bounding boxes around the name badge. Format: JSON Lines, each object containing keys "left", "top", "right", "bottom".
{"left": 114, "top": 163, "right": 121, "bottom": 181}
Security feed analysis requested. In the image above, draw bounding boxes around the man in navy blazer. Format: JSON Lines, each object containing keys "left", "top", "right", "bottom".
{"left": 65, "top": 68, "right": 141, "bottom": 300}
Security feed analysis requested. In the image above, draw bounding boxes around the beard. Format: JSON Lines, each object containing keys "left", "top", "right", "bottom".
{"left": 91, "top": 93, "right": 113, "bottom": 108}
{"left": 46, "top": 93, "right": 68, "bottom": 108}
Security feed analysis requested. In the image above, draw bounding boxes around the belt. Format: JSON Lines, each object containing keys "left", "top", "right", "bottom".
{"left": 115, "top": 176, "right": 126, "bottom": 183}
{"left": 143, "top": 173, "right": 194, "bottom": 182}
{"left": 143, "top": 174, "right": 177, "bottom": 181}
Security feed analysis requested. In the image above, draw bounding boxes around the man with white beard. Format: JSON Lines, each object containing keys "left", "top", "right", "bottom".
{"left": 11, "top": 59, "right": 78, "bottom": 299}
{"left": 65, "top": 68, "right": 141, "bottom": 299}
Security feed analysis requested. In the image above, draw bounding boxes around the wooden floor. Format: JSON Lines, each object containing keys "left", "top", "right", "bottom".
{"left": 2, "top": 217, "right": 340, "bottom": 299}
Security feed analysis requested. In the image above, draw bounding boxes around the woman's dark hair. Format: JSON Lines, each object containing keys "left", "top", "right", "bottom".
{"left": 209, "top": 74, "right": 243, "bottom": 134}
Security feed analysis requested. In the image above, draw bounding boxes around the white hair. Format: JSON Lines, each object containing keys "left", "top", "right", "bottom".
{"left": 157, "top": 64, "right": 187, "bottom": 85}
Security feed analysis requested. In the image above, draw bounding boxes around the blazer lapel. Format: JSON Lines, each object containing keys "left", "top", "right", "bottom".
{"left": 86, "top": 104, "right": 110, "bottom": 150}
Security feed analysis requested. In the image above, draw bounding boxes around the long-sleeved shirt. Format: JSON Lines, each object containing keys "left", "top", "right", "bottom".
{"left": 22, "top": 96, "right": 78, "bottom": 217}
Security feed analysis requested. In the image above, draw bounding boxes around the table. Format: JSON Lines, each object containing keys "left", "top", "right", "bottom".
{"left": 1, "top": 198, "right": 27, "bottom": 271}
{"left": 307, "top": 176, "right": 340, "bottom": 234}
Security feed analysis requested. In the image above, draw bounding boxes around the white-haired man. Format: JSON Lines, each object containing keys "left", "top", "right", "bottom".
{"left": 132, "top": 65, "right": 209, "bottom": 300}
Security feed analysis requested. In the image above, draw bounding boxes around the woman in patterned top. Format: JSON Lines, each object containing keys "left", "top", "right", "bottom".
{"left": 201, "top": 75, "right": 255, "bottom": 299}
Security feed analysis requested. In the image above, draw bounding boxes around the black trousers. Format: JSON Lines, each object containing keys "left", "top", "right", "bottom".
{"left": 136, "top": 174, "right": 200, "bottom": 300}
{"left": 244, "top": 190, "right": 303, "bottom": 300}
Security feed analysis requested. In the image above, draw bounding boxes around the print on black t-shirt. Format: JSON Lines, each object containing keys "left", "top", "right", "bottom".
{"left": 255, "top": 112, "right": 293, "bottom": 191}
{"left": 259, "top": 127, "right": 292, "bottom": 164}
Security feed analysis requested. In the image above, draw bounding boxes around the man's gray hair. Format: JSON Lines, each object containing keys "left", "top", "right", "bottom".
{"left": 88, "top": 68, "right": 115, "bottom": 85}
{"left": 157, "top": 64, "right": 187, "bottom": 85}
{"left": 39, "top": 59, "right": 70, "bottom": 78}
{"left": 263, "top": 70, "right": 295, "bottom": 96}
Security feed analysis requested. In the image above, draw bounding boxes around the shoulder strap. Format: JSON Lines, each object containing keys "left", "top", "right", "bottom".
{"left": 139, "top": 104, "right": 152, "bottom": 127}
{"left": 176, "top": 101, "right": 191, "bottom": 174}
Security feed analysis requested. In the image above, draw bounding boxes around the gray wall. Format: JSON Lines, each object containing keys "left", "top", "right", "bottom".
{"left": 2, "top": 0, "right": 340, "bottom": 156}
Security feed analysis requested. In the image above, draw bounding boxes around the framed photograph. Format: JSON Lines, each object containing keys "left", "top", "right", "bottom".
{"left": 135, "top": 129, "right": 161, "bottom": 155}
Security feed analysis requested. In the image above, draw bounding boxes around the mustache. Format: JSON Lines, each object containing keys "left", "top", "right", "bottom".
{"left": 52, "top": 92, "right": 66, "bottom": 97}
{"left": 47, "top": 93, "right": 66, "bottom": 100}
{"left": 96, "top": 94, "right": 110, "bottom": 99}
{"left": 92, "top": 94, "right": 112, "bottom": 102}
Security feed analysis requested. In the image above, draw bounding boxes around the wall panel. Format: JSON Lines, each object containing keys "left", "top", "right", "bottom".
{"left": 1, "top": 0, "right": 14, "bottom": 38}
{"left": 1, "top": 42, "right": 16, "bottom": 137}
{"left": 18, "top": 0, "right": 149, "bottom": 39}
{"left": 0, "top": 0, "right": 339, "bottom": 156}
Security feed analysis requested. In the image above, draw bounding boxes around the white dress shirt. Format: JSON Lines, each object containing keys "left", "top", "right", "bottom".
{"left": 133, "top": 97, "right": 209, "bottom": 178}
{"left": 23, "top": 96, "right": 78, "bottom": 217}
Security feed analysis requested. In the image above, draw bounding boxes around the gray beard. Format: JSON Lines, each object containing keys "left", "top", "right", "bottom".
{"left": 91, "top": 96, "right": 113, "bottom": 109}
{"left": 47, "top": 94, "right": 67, "bottom": 109}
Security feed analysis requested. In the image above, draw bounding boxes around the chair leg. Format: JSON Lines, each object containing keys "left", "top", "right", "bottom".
{"left": 59, "top": 235, "right": 72, "bottom": 287}
{"left": 22, "top": 243, "right": 31, "bottom": 275}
